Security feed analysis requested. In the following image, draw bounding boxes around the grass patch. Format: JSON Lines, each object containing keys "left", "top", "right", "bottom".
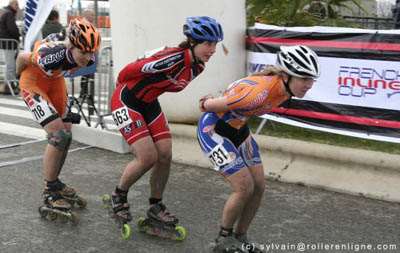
{"left": 247, "top": 117, "right": 400, "bottom": 155}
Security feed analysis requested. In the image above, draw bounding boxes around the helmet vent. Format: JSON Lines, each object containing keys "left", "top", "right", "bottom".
{"left": 79, "top": 24, "right": 86, "bottom": 32}
{"left": 310, "top": 56, "right": 318, "bottom": 73}
{"left": 193, "top": 28, "right": 203, "bottom": 36}
{"left": 288, "top": 52, "right": 308, "bottom": 70}
{"left": 299, "top": 46, "right": 308, "bottom": 53}
{"left": 210, "top": 23, "right": 218, "bottom": 36}
{"left": 202, "top": 25, "right": 214, "bottom": 36}
{"left": 90, "top": 33, "right": 95, "bottom": 48}
{"left": 295, "top": 49, "right": 311, "bottom": 64}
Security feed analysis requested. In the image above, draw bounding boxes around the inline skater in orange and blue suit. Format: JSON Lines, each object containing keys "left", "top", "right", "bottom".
{"left": 197, "top": 45, "right": 321, "bottom": 252}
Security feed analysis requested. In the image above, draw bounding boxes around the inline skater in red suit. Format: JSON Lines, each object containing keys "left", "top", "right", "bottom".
{"left": 109, "top": 16, "right": 224, "bottom": 237}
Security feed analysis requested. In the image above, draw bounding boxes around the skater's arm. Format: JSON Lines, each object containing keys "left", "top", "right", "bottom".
{"left": 199, "top": 95, "right": 229, "bottom": 113}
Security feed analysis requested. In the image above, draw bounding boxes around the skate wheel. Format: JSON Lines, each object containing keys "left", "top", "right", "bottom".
{"left": 38, "top": 206, "right": 48, "bottom": 218}
{"left": 46, "top": 211, "right": 57, "bottom": 221}
{"left": 59, "top": 213, "right": 70, "bottom": 224}
{"left": 121, "top": 223, "right": 132, "bottom": 240}
{"left": 174, "top": 225, "right": 187, "bottom": 241}
{"left": 101, "top": 195, "right": 111, "bottom": 208}
{"left": 102, "top": 194, "right": 111, "bottom": 202}
{"left": 137, "top": 217, "right": 147, "bottom": 232}
{"left": 101, "top": 194, "right": 111, "bottom": 208}
{"left": 70, "top": 212, "right": 79, "bottom": 225}
{"left": 76, "top": 197, "right": 87, "bottom": 209}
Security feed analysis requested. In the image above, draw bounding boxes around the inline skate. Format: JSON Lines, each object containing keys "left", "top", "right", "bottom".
{"left": 102, "top": 193, "right": 132, "bottom": 240}
{"left": 38, "top": 190, "right": 79, "bottom": 224}
{"left": 137, "top": 202, "right": 186, "bottom": 241}
{"left": 58, "top": 182, "right": 87, "bottom": 209}
{"left": 234, "top": 233, "right": 263, "bottom": 253}
{"left": 212, "top": 235, "right": 247, "bottom": 253}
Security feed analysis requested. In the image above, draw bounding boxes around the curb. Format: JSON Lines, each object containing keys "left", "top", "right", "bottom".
{"left": 72, "top": 123, "right": 400, "bottom": 203}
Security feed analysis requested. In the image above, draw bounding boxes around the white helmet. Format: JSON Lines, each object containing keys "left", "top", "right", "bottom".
{"left": 276, "top": 45, "right": 320, "bottom": 79}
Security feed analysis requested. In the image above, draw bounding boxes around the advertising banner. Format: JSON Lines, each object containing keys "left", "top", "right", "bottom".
{"left": 247, "top": 24, "right": 400, "bottom": 143}
{"left": 24, "top": 0, "right": 56, "bottom": 52}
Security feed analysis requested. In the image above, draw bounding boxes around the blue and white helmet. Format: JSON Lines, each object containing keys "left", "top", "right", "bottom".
{"left": 276, "top": 45, "right": 320, "bottom": 78}
{"left": 183, "top": 16, "right": 223, "bottom": 42}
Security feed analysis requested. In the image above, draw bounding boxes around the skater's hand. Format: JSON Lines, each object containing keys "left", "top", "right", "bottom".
{"left": 199, "top": 94, "right": 213, "bottom": 112}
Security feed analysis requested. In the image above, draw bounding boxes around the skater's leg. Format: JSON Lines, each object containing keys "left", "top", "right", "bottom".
{"left": 144, "top": 111, "right": 177, "bottom": 224}
{"left": 221, "top": 168, "right": 254, "bottom": 231}
{"left": 149, "top": 138, "right": 172, "bottom": 199}
{"left": 234, "top": 164, "right": 265, "bottom": 235}
{"left": 118, "top": 136, "right": 158, "bottom": 191}
{"left": 49, "top": 122, "right": 84, "bottom": 202}
{"left": 55, "top": 122, "right": 72, "bottom": 178}
{"left": 147, "top": 138, "right": 180, "bottom": 224}
{"left": 112, "top": 137, "right": 157, "bottom": 219}
{"left": 42, "top": 119, "right": 72, "bottom": 209}
{"left": 43, "top": 119, "right": 71, "bottom": 182}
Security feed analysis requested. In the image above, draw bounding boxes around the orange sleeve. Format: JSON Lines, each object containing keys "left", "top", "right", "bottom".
{"left": 224, "top": 77, "right": 267, "bottom": 111}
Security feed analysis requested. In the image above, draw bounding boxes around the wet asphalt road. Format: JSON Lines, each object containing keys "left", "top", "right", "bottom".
{"left": 0, "top": 133, "right": 400, "bottom": 253}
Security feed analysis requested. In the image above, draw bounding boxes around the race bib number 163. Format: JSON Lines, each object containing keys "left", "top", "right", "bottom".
{"left": 112, "top": 106, "right": 132, "bottom": 129}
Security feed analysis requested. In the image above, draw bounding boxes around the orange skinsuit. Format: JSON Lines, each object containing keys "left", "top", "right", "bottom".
{"left": 19, "top": 40, "right": 73, "bottom": 117}
{"left": 219, "top": 75, "right": 290, "bottom": 129}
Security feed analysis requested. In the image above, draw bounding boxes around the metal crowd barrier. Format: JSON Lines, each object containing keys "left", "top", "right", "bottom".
{"left": 0, "top": 38, "right": 19, "bottom": 96}
{"left": 94, "top": 45, "right": 114, "bottom": 128}
{"left": 67, "top": 45, "right": 114, "bottom": 129}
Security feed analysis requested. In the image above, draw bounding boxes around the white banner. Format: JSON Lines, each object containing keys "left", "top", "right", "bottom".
{"left": 23, "top": 0, "right": 56, "bottom": 52}
{"left": 247, "top": 52, "right": 400, "bottom": 111}
{"left": 247, "top": 23, "right": 400, "bottom": 142}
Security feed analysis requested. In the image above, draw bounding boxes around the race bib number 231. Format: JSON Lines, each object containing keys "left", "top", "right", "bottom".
{"left": 208, "top": 144, "right": 233, "bottom": 169}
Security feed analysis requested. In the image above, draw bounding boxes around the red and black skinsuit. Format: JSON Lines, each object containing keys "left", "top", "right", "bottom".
{"left": 111, "top": 46, "right": 204, "bottom": 144}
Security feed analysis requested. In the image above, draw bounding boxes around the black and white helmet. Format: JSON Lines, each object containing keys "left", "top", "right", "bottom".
{"left": 276, "top": 45, "right": 320, "bottom": 79}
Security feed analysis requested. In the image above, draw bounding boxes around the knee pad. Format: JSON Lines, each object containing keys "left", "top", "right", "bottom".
{"left": 47, "top": 129, "right": 72, "bottom": 151}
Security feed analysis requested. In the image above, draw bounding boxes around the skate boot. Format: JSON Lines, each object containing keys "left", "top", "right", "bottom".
{"left": 235, "top": 233, "right": 263, "bottom": 253}
{"left": 137, "top": 202, "right": 187, "bottom": 241}
{"left": 57, "top": 180, "right": 87, "bottom": 208}
{"left": 111, "top": 192, "right": 133, "bottom": 222}
{"left": 212, "top": 235, "right": 247, "bottom": 253}
{"left": 38, "top": 190, "right": 79, "bottom": 224}
{"left": 101, "top": 191, "right": 132, "bottom": 240}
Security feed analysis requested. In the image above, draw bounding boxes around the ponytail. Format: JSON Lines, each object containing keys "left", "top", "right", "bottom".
{"left": 178, "top": 40, "right": 191, "bottom": 48}
{"left": 178, "top": 37, "right": 202, "bottom": 49}
{"left": 251, "top": 65, "right": 286, "bottom": 77}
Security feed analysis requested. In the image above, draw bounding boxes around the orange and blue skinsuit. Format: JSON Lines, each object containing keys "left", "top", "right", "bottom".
{"left": 197, "top": 75, "right": 289, "bottom": 176}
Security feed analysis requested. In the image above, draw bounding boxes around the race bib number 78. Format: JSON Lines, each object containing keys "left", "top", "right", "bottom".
{"left": 112, "top": 106, "right": 132, "bottom": 129}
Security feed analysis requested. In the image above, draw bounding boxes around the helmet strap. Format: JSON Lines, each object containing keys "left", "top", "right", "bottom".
{"left": 188, "top": 38, "right": 203, "bottom": 64}
{"left": 283, "top": 76, "right": 295, "bottom": 97}
{"left": 189, "top": 45, "right": 200, "bottom": 64}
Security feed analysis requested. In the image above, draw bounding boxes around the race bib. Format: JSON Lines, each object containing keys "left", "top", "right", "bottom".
{"left": 112, "top": 106, "right": 132, "bottom": 129}
{"left": 24, "top": 94, "right": 57, "bottom": 124}
{"left": 208, "top": 144, "right": 233, "bottom": 169}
